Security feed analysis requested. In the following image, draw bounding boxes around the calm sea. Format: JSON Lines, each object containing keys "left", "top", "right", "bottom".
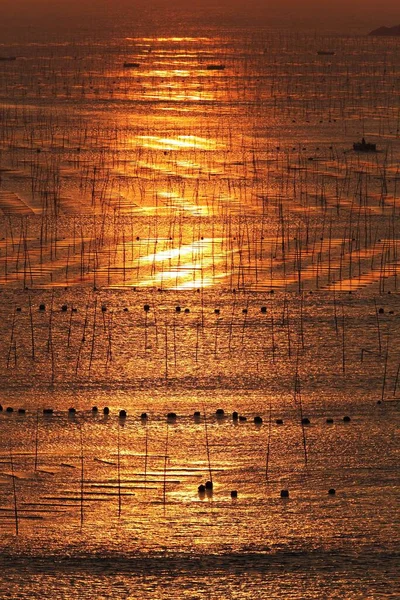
{"left": 0, "top": 18, "right": 399, "bottom": 599}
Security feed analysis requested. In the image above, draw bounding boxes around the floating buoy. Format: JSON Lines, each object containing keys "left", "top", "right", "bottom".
{"left": 378, "top": 308, "right": 384, "bottom": 314}
{"left": 343, "top": 416, "right": 351, "bottom": 422}
{"left": 103, "top": 406, "right": 110, "bottom": 415}
{"left": 167, "top": 412, "right": 177, "bottom": 421}
{"left": 261, "top": 306, "right": 267, "bottom": 313}
{"left": 18, "top": 408, "right": 26, "bottom": 415}
{"left": 16, "top": 307, "right": 21, "bottom": 312}
{"left": 254, "top": 416, "right": 263, "bottom": 424}
{"left": 214, "top": 308, "right": 220, "bottom": 315}
{"left": 326, "top": 418, "right": 334, "bottom": 424}
{"left": 92, "top": 406, "right": 98, "bottom": 413}
{"left": 232, "top": 411, "right": 239, "bottom": 421}
{"left": 242, "top": 308, "right": 248, "bottom": 314}
{"left": 68, "top": 407, "right": 76, "bottom": 415}
{"left": 61, "top": 304, "right": 68, "bottom": 312}
{"left": 119, "top": 410, "right": 127, "bottom": 418}
{"left": 280, "top": 489, "right": 289, "bottom": 498}
{"left": 141, "top": 412, "right": 148, "bottom": 420}
{"left": 6, "top": 407, "right": 13, "bottom": 413}
{"left": 175, "top": 306, "right": 181, "bottom": 313}
{"left": 144, "top": 304, "right": 150, "bottom": 312}
{"left": 198, "top": 484, "right": 206, "bottom": 493}
{"left": 276, "top": 419, "right": 283, "bottom": 425}
{"left": 39, "top": 304, "right": 46, "bottom": 311}
{"left": 302, "top": 417, "right": 310, "bottom": 425}
{"left": 328, "top": 488, "right": 336, "bottom": 495}
{"left": 231, "top": 490, "right": 238, "bottom": 498}
{"left": 216, "top": 409, "right": 224, "bottom": 417}
{"left": 239, "top": 415, "right": 247, "bottom": 422}
{"left": 101, "top": 305, "right": 107, "bottom": 312}
{"left": 0, "top": 404, "right": 2, "bottom": 411}
{"left": 205, "top": 480, "right": 213, "bottom": 490}
{"left": 123, "top": 307, "right": 129, "bottom": 312}
{"left": 43, "top": 408, "right": 53, "bottom": 415}
{"left": 184, "top": 308, "right": 190, "bottom": 313}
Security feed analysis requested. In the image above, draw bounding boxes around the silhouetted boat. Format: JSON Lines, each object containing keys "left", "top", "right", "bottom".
{"left": 317, "top": 51, "right": 335, "bottom": 56}
{"left": 206, "top": 64, "right": 225, "bottom": 70}
{"left": 123, "top": 62, "right": 140, "bottom": 68}
{"left": 353, "top": 138, "right": 377, "bottom": 152}
{"left": 0, "top": 56, "right": 17, "bottom": 61}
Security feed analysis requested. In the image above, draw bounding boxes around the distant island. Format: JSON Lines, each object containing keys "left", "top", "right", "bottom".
{"left": 368, "top": 24, "right": 400, "bottom": 36}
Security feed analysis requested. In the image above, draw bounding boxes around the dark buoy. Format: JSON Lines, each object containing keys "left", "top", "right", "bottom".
{"left": 280, "top": 489, "right": 289, "bottom": 498}
{"left": 144, "top": 304, "right": 150, "bottom": 312}
{"left": 68, "top": 407, "right": 76, "bottom": 415}
{"left": 231, "top": 490, "right": 238, "bottom": 498}
{"left": 343, "top": 416, "right": 351, "bottom": 422}
{"left": 261, "top": 306, "right": 267, "bottom": 313}
{"left": 378, "top": 308, "right": 384, "bottom": 314}
{"left": 119, "top": 410, "right": 127, "bottom": 418}
{"left": 328, "top": 488, "right": 336, "bottom": 495}
{"left": 254, "top": 416, "right": 263, "bottom": 424}
{"left": 198, "top": 484, "right": 206, "bottom": 493}
{"left": 242, "top": 308, "right": 248, "bottom": 314}
{"left": 175, "top": 306, "right": 181, "bottom": 313}
{"left": 216, "top": 409, "right": 224, "bottom": 417}
{"left": 43, "top": 408, "right": 53, "bottom": 415}
{"left": 61, "top": 304, "right": 68, "bottom": 312}
{"left": 101, "top": 305, "right": 107, "bottom": 312}
{"left": 194, "top": 410, "right": 201, "bottom": 417}
{"left": 0, "top": 404, "right": 3, "bottom": 411}
{"left": 16, "top": 307, "right": 21, "bottom": 312}
{"left": 184, "top": 308, "right": 190, "bottom": 313}
{"left": 103, "top": 406, "right": 110, "bottom": 415}
{"left": 141, "top": 412, "right": 148, "bottom": 420}
{"left": 326, "top": 418, "right": 334, "bottom": 424}
{"left": 39, "top": 304, "right": 46, "bottom": 311}
{"left": 232, "top": 411, "right": 239, "bottom": 421}
{"left": 205, "top": 480, "right": 213, "bottom": 490}
{"left": 6, "top": 407, "right": 13, "bottom": 413}
{"left": 167, "top": 412, "right": 177, "bottom": 421}
{"left": 276, "top": 418, "right": 283, "bottom": 425}
{"left": 18, "top": 408, "right": 26, "bottom": 415}
{"left": 239, "top": 415, "right": 247, "bottom": 421}
{"left": 92, "top": 406, "right": 98, "bottom": 413}
{"left": 377, "top": 400, "right": 382, "bottom": 405}
{"left": 214, "top": 308, "right": 220, "bottom": 315}
{"left": 302, "top": 417, "right": 310, "bottom": 425}
{"left": 123, "top": 307, "right": 129, "bottom": 312}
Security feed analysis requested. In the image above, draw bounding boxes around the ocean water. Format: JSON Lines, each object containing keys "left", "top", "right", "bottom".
{"left": 0, "top": 20, "right": 399, "bottom": 599}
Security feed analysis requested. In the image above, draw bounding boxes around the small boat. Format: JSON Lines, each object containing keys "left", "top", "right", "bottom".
{"left": 353, "top": 138, "right": 377, "bottom": 152}
{"left": 0, "top": 56, "right": 17, "bottom": 61}
{"left": 206, "top": 64, "right": 225, "bottom": 71}
{"left": 317, "top": 51, "right": 335, "bottom": 56}
{"left": 123, "top": 62, "right": 140, "bottom": 68}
